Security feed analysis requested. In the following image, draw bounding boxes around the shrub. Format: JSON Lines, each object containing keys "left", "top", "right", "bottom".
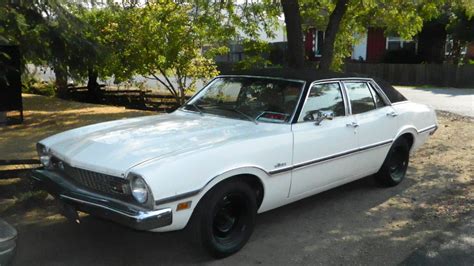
{"left": 22, "top": 78, "right": 56, "bottom": 96}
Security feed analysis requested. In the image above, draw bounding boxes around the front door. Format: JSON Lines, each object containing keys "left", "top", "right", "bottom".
{"left": 290, "top": 81, "right": 359, "bottom": 197}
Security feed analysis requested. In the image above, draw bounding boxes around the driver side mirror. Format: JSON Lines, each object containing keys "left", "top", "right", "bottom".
{"left": 304, "top": 110, "right": 335, "bottom": 125}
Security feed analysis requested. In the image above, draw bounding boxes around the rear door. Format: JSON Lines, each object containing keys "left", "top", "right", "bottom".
{"left": 342, "top": 81, "right": 399, "bottom": 176}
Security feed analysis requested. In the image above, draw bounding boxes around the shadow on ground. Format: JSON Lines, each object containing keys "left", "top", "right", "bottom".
{"left": 13, "top": 174, "right": 412, "bottom": 265}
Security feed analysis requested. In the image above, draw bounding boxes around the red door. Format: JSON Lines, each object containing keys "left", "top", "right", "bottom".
{"left": 367, "top": 28, "right": 386, "bottom": 63}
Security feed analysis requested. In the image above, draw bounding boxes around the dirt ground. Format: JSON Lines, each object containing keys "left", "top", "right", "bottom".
{"left": 0, "top": 94, "right": 472, "bottom": 265}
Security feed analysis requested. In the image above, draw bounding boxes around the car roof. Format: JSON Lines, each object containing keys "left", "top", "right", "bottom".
{"left": 223, "top": 68, "right": 370, "bottom": 83}
{"left": 222, "top": 68, "right": 407, "bottom": 103}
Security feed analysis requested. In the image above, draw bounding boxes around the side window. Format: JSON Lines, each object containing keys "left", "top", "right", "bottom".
{"left": 299, "top": 82, "right": 345, "bottom": 122}
{"left": 368, "top": 83, "right": 386, "bottom": 108}
{"left": 345, "top": 82, "right": 376, "bottom": 114}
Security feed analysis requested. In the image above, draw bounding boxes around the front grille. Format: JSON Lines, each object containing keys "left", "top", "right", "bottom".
{"left": 51, "top": 157, "right": 131, "bottom": 198}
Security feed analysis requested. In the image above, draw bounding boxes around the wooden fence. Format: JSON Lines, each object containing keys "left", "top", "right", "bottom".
{"left": 68, "top": 86, "right": 190, "bottom": 113}
{"left": 344, "top": 63, "right": 474, "bottom": 87}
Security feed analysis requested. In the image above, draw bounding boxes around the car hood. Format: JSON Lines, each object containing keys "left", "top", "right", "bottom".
{"left": 41, "top": 111, "right": 260, "bottom": 177}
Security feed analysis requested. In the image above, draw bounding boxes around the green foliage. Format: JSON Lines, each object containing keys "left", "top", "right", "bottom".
{"left": 5, "top": 0, "right": 471, "bottom": 100}
{"left": 118, "top": 1, "right": 221, "bottom": 102}
{"left": 299, "top": 0, "right": 454, "bottom": 70}
{"left": 22, "top": 77, "right": 56, "bottom": 96}
{"left": 0, "top": 1, "right": 101, "bottom": 96}
{"left": 447, "top": 1, "right": 474, "bottom": 42}
{"left": 72, "top": 4, "right": 133, "bottom": 82}
{"left": 235, "top": 39, "right": 272, "bottom": 70}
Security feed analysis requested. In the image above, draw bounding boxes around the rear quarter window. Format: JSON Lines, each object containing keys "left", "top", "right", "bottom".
{"left": 373, "top": 79, "right": 407, "bottom": 103}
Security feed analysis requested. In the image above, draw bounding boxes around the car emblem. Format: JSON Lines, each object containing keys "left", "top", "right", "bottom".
{"left": 274, "top": 162, "right": 287, "bottom": 168}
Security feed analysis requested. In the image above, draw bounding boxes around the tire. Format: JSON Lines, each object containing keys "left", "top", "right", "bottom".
{"left": 375, "top": 137, "right": 410, "bottom": 187}
{"left": 190, "top": 180, "right": 257, "bottom": 258}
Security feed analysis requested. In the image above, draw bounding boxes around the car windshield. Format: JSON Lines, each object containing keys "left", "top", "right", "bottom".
{"left": 182, "top": 77, "right": 305, "bottom": 123}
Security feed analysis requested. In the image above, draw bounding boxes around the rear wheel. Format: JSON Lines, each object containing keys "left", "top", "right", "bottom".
{"left": 376, "top": 138, "right": 410, "bottom": 186}
{"left": 190, "top": 180, "right": 257, "bottom": 258}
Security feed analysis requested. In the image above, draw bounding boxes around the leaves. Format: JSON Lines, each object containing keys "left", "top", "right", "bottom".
{"left": 298, "top": 0, "right": 460, "bottom": 70}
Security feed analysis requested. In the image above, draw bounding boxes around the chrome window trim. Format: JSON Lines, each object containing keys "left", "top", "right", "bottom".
{"left": 180, "top": 75, "right": 306, "bottom": 125}
{"left": 340, "top": 81, "right": 352, "bottom": 115}
{"left": 368, "top": 81, "right": 392, "bottom": 106}
{"left": 367, "top": 82, "right": 384, "bottom": 108}
{"left": 342, "top": 80, "right": 392, "bottom": 115}
{"left": 297, "top": 80, "right": 349, "bottom": 123}
{"left": 368, "top": 80, "right": 393, "bottom": 105}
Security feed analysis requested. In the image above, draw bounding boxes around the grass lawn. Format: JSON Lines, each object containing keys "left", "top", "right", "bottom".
{"left": 0, "top": 94, "right": 154, "bottom": 162}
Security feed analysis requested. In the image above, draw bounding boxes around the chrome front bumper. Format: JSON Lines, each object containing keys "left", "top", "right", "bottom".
{"left": 31, "top": 169, "right": 172, "bottom": 231}
{"left": 0, "top": 219, "right": 17, "bottom": 266}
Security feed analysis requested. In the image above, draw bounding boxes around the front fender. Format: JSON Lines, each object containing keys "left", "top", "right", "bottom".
{"left": 130, "top": 129, "right": 294, "bottom": 232}
{"left": 146, "top": 165, "right": 292, "bottom": 233}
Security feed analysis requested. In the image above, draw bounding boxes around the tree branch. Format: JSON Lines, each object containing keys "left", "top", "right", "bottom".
{"left": 151, "top": 73, "right": 177, "bottom": 98}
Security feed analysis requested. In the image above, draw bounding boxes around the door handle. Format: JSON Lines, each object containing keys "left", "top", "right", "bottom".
{"left": 346, "top": 122, "right": 359, "bottom": 128}
{"left": 386, "top": 111, "right": 398, "bottom": 117}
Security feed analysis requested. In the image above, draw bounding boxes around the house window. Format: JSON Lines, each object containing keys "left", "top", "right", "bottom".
{"left": 386, "top": 36, "right": 417, "bottom": 52}
{"left": 445, "top": 36, "right": 467, "bottom": 56}
{"left": 312, "top": 30, "right": 325, "bottom": 57}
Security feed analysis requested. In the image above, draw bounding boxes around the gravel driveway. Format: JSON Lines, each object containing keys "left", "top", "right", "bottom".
{"left": 395, "top": 87, "right": 474, "bottom": 117}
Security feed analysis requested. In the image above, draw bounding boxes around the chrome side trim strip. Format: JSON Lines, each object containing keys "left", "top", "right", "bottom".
{"left": 417, "top": 125, "right": 438, "bottom": 134}
{"left": 154, "top": 139, "right": 394, "bottom": 204}
{"left": 154, "top": 165, "right": 271, "bottom": 205}
{"left": 269, "top": 139, "right": 393, "bottom": 174}
{"left": 154, "top": 189, "right": 201, "bottom": 206}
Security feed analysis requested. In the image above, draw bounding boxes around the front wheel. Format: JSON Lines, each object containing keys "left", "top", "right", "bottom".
{"left": 190, "top": 180, "right": 257, "bottom": 258}
{"left": 375, "top": 138, "right": 410, "bottom": 186}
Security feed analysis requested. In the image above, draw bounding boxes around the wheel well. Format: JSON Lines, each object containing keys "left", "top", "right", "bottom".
{"left": 399, "top": 133, "right": 414, "bottom": 149}
{"left": 211, "top": 174, "right": 264, "bottom": 209}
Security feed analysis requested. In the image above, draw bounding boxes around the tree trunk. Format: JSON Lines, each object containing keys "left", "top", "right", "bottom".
{"left": 281, "top": 0, "right": 305, "bottom": 69}
{"left": 319, "top": 0, "right": 350, "bottom": 71}
{"left": 87, "top": 68, "right": 101, "bottom": 103}
{"left": 53, "top": 63, "right": 68, "bottom": 98}
{"left": 178, "top": 87, "right": 186, "bottom": 106}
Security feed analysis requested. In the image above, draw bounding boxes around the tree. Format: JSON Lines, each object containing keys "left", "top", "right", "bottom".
{"left": 318, "top": 0, "right": 349, "bottom": 71}
{"left": 295, "top": 0, "right": 452, "bottom": 70}
{"left": 73, "top": 5, "right": 128, "bottom": 101}
{"left": 0, "top": 1, "right": 100, "bottom": 97}
{"left": 446, "top": 1, "right": 474, "bottom": 64}
{"left": 281, "top": 0, "right": 305, "bottom": 69}
{"left": 121, "top": 1, "right": 221, "bottom": 105}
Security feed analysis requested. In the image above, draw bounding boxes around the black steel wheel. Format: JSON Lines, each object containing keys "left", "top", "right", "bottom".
{"left": 376, "top": 138, "right": 410, "bottom": 186}
{"left": 190, "top": 180, "right": 257, "bottom": 258}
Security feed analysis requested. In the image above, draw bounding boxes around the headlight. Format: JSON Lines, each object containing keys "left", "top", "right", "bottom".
{"left": 130, "top": 175, "right": 148, "bottom": 204}
{"left": 36, "top": 143, "right": 51, "bottom": 168}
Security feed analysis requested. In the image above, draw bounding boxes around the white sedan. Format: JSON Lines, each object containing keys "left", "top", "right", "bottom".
{"left": 32, "top": 69, "right": 437, "bottom": 258}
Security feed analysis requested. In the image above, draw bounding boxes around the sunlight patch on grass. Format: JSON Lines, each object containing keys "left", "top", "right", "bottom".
{"left": 0, "top": 178, "right": 21, "bottom": 186}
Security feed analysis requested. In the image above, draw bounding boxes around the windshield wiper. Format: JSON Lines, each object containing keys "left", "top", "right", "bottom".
{"left": 185, "top": 103, "right": 203, "bottom": 115}
{"left": 216, "top": 106, "right": 258, "bottom": 124}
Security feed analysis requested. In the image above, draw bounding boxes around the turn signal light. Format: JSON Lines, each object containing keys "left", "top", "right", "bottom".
{"left": 177, "top": 201, "right": 191, "bottom": 211}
